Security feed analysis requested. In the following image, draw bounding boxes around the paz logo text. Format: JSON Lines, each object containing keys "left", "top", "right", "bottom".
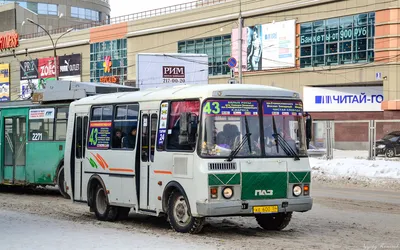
{"left": 255, "top": 190, "right": 273, "bottom": 196}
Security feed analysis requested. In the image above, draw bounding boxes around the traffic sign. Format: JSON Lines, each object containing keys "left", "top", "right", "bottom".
{"left": 227, "top": 57, "right": 237, "bottom": 68}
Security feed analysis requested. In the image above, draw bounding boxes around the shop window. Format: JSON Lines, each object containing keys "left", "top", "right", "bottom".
{"left": 299, "top": 12, "right": 375, "bottom": 68}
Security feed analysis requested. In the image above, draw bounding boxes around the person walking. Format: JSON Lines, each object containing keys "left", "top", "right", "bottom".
{"left": 305, "top": 112, "right": 312, "bottom": 149}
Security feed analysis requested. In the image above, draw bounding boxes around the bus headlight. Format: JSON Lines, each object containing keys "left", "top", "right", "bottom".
{"left": 293, "top": 185, "right": 302, "bottom": 197}
{"left": 222, "top": 187, "right": 234, "bottom": 199}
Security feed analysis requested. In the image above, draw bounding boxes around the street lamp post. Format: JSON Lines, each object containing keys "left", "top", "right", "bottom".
{"left": 26, "top": 18, "right": 73, "bottom": 80}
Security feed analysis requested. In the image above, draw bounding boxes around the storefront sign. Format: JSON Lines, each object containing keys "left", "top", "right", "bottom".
{"left": 88, "top": 122, "right": 112, "bottom": 149}
{"left": 38, "top": 57, "right": 56, "bottom": 79}
{"left": 202, "top": 100, "right": 259, "bottom": 116}
{"left": 163, "top": 66, "right": 185, "bottom": 78}
{"left": 20, "top": 59, "right": 38, "bottom": 80}
{"left": 300, "top": 27, "right": 368, "bottom": 45}
{"left": 58, "top": 54, "right": 81, "bottom": 77}
{"left": 103, "top": 56, "right": 112, "bottom": 73}
{"left": 0, "top": 64, "right": 10, "bottom": 101}
{"left": 303, "top": 86, "right": 384, "bottom": 112}
{"left": 0, "top": 31, "right": 19, "bottom": 51}
{"left": 263, "top": 101, "right": 303, "bottom": 116}
{"left": 29, "top": 108, "right": 55, "bottom": 120}
{"left": 100, "top": 76, "right": 120, "bottom": 83}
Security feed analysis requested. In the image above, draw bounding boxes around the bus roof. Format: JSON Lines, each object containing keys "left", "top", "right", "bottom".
{"left": 71, "top": 84, "right": 301, "bottom": 106}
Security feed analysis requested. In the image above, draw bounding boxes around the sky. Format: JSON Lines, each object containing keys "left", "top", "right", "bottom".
{"left": 110, "top": 0, "right": 191, "bottom": 17}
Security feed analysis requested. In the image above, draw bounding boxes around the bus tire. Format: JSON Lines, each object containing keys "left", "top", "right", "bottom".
{"left": 117, "top": 207, "right": 130, "bottom": 220}
{"left": 93, "top": 185, "right": 119, "bottom": 221}
{"left": 56, "top": 166, "right": 70, "bottom": 199}
{"left": 255, "top": 212, "right": 292, "bottom": 231}
{"left": 167, "top": 190, "right": 204, "bottom": 234}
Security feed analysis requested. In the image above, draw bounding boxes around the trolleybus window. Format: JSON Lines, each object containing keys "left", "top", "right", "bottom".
{"left": 55, "top": 107, "right": 69, "bottom": 140}
{"left": 199, "top": 100, "right": 261, "bottom": 157}
{"left": 166, "top": 100, "right": 200, "bottom": 151}
{"left": 28, "top": 108, "right": 55, "bottom": 141}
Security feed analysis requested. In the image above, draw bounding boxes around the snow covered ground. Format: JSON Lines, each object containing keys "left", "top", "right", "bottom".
{"left": 0, "top": 210, "right": 212, "bottom": 250}
{"left": 310, "top": 150, "right": 400, "bottom": 182}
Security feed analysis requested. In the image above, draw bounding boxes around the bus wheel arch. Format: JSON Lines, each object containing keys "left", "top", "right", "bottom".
{"left": 56, "top": 160, "right": 70, "bottom": 199}
{"left": 162, "top": 181, "right": 205, "bottom": 234}
{"left": 87, "top": 175, "right": 119, "bottom": 221}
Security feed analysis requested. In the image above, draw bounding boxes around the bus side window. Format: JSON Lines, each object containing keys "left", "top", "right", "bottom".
{"left": 166, "top": 100, "right": 200, "bottom": 151}
{"left": 28, "top": 108, "right": 55, "bottom": 141}
{"left": 76, "top": 117, "right": 83, "bottom": 159}
{"left": 114, "top": 104, "right": 138, "bottom": 150}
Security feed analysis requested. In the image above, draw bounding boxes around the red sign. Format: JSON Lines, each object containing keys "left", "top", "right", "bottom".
{"left": 38, "top": 57, "right": 56, "bottom": 79}
{"left": 100, "top": 76, "right": 120, "bottom": 83}
{"left": 0, "top": 31, "right": 19, "bottom": 51}
{"left": 163, "top": 66, "right": 185, "bottom": 78}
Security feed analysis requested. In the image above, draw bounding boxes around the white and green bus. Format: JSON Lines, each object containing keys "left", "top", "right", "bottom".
{"left": 64, "top": 84, "right": 313, "bottom": 234}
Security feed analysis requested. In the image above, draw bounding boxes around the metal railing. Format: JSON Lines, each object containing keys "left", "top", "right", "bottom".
{"left": 20, "top": 0, "right": 232, "bottom": 40}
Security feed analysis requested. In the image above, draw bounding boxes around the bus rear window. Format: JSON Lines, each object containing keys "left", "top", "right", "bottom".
{"left": 28, "top": 108, "right": 55, "bottom": 141}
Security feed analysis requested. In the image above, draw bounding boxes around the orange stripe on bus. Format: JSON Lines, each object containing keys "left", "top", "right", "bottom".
{"left": 154, "top": 170, "right": 172, "bottom": 175}
{"left": 109, "top": 168, "right": 134, "bottom": 173}
{"left": 96, "top": 154, "right": 109, "bottom": 169}
{"left": 90, "top": 153, "right": 106, "bottom": 170}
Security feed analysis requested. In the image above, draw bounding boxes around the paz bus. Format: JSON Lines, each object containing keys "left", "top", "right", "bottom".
{"left": 0, "top": 80, "right": 137, "bottom": 197}
{"left": 64, "top": 84, "right": 313, "bottom": 233}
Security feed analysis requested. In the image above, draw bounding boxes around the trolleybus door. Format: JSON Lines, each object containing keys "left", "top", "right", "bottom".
{"left": 73, "top": 114, "right": 88, "bottom": 201}
{"left": 139, "top": 110, "right": 158, "bottom": 211}
{"left": 2, "top": 116, "right": 26, "bottom": 184}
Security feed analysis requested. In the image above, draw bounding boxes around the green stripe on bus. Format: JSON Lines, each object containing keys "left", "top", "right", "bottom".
{"left": 289, "top": 171, "right": 311, "bottom": 183}
{"left": 208, "top": 173, "right": 240, "bottom": 186}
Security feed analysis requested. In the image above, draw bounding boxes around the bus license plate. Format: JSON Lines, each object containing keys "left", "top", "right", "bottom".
{"left": 253, "top": 206, "right": 278, "bottom": 213}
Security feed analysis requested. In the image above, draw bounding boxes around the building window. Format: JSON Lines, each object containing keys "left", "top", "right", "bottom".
{"left": 178, "top": 35, "right": 231, "bottom": 76}
{"left": 37, "top": 3, "right": 58, "bottom": 15}
{"left": 70, "top": 6, "right": 100, "bottom": 21}
{"left": 299, "top": 12, "right": 375, "bottom": 68}
{"left": 90, "top": 39, "right": 128, "bottom": 84}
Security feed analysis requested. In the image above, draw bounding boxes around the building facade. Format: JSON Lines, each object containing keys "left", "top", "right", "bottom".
{"left": 0, "top": 0, "right": 400, "bottom": 148}
{"left": 0, "top": 0, "right": 110, "bottom": 35}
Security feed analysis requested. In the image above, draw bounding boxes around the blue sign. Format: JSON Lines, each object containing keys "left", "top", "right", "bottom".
{"left": 315, "top": 94, "right": 384, "bottom": 104}
{"left": 263, "top": 101, "right": 303, "bottom": 116}
{"left": 203, "top": 100, "right": 258, "bottom": 116}
{"left": 227, "top": 57, "right": 237, "bottom": 68}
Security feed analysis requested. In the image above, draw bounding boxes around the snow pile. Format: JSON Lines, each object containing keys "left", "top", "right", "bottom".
{"left": 310, "top": 150, "right": 400, "bottom": 181}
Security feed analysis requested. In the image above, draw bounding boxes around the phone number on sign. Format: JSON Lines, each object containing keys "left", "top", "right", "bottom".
{"left": 163, "top": 79, "right": 186, "bottom": 83}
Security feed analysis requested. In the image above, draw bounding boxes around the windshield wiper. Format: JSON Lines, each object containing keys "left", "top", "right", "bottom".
{"left": 271, "top": 116, "right": 300, "bottom": 161}
{"left": 227, "top": 132, "right": 251, "bottom": 162}
{"left": 272, "top": 133, "right": 300, "bottom": 161}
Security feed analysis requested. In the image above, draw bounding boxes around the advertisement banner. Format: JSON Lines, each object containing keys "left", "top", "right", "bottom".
{"left": 88, "top": 122, "right": 112, "bottom": 149}
{"left": 261, "top": 20, "right": 296, "bottom": 69}
{"left": 38, "top": 57, "right": 56, "bottom": 79}
{"left": 20, "top": 59, "right": 38, "bottom": 80}
{"left": 29, "top": 108, "right": 55, "bottom": 120}
{"left": 20, "top": 79, "right": 39, "bottom": 99}
{"left": 0, "top": 63, "right": 10, "bottom": 101}
{"left": 202, "top": 100, "right": 259, "bottom": 116}
{"left": 303, "top": 86, "right": 384, "bottom": 112}
{"left": 136, "top": 53, "right": 208, "bottom": 90}
{"left": 58, "top": 54, "right": 81, "bottom": 77}
{"left": 263, "top": 101, "right": 303, "bottom": 116}
{"left": 247, "top": 25, "right": 263, "bottom": 71}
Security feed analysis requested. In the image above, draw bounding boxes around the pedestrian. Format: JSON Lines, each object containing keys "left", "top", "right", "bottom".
{"left": 305, "top": 112, "right": 312, "bottom": 149}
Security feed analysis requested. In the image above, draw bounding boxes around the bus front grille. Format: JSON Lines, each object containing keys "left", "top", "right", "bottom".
{"left": 208, "top": 162, "right": 237, "bottom": 171}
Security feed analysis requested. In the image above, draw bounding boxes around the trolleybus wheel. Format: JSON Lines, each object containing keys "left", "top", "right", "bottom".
{"left": 167, "top": 191, "right": 204, "bottom": 234}
{"left": 255, "top": 212, "right": 292, "bottom": 231}
{"left": 56, "top": 166, "right": 70, "bottom": 199}
{"left": 93, "top": 185, "right": 119, "bottom": 221}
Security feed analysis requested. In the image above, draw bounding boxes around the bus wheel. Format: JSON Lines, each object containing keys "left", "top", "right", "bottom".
{"left": 56, "top": 166, "right": 70, "bottom": 199}
{"left": 93, "top": 185, "right": 119, "bottom": 221}
{"left": 255, "top": 212, "right": 292, "bottom": 231}
{"left": 167, "top": 191, "right": 205, "bottom": 234}
{"left": 117, "top": 207, "right": 131, "bottom": 220}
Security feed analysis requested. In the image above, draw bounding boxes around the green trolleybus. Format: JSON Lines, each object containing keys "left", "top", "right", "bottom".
{"left": 0, "top": 81, "right": 137, "bottom": 197}
{"left": 64, "top": 84, "right": 313, "bottom": 233}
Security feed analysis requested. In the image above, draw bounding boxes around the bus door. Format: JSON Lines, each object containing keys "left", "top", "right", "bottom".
{"left": 73, "top": 114, "right": 88, "bottom": 200}
{"left": 139, "top": 110, "right": 158, "bottom": 211}
{"left": 3, "top": 116, "right": 27, "bottom": 184}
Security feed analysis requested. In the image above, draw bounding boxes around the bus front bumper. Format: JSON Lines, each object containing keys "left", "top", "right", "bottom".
{"left": 195, "top": 197, "right": 313, "bottom": 217}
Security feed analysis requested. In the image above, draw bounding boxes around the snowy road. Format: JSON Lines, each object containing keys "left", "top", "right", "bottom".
{"left": 0, "top": 182, "right": 399, "bottom": 249}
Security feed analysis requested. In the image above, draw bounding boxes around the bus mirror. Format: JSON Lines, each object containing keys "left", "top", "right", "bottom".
{"left": 179, "top": 112, "right": 197, "bottom": 145}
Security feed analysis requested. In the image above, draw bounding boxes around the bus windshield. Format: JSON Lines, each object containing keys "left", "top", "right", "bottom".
{"left": 199, "top": 99, "right": 307, "bottom": 158}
